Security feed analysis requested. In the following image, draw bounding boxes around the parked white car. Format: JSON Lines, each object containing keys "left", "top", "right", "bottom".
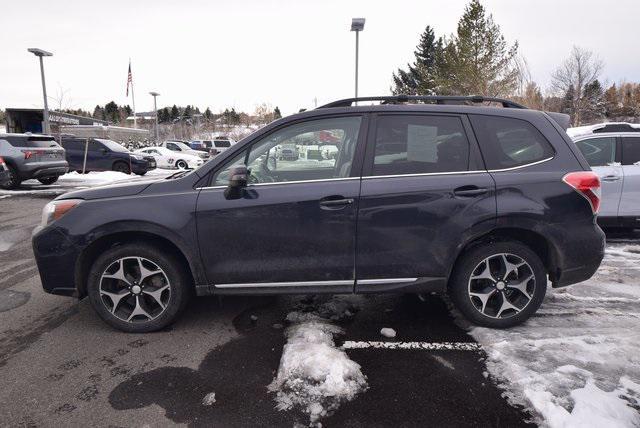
{"left": 573, "top": 128, "right": 640, "bottom": 229}
{"left": 135, "top": 146, "right": 203, "bottom": 169}
{"left": 160, "top": 140, "right": 209, "bottom": 160}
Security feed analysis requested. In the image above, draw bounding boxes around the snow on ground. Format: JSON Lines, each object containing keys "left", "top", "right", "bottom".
{"left": 470, "top": 242, "right": 640, "bottom": 427}
{"left": 269, "top": 296, "right": 367, "bottom": 425}
{"left": 57, "top": 168, "right": 172, "bottom": 187}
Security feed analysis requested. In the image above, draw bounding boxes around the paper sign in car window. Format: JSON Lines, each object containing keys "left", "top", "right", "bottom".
{"left": 407, "top": 124, "right": 438, "bottom": 162}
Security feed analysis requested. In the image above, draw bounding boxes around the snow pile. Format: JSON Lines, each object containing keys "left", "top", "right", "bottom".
{"left": 202, "top": 392, "right": 216, "bottom": 406}
{"left": 470, "top": 243, "right": 640, "bottom": 427}
{"left": 380, "top": 328, "right": 396, "bottom": 338}
{"left": 269, "top": 296, "right": 367, "bottom": 425}
{"left": 57, "top": 171, "right": 132, "bottom": 186}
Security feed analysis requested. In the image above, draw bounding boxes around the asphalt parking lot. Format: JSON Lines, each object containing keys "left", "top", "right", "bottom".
{"left": 1, "top": 181, "right": 638, "bottom": 427}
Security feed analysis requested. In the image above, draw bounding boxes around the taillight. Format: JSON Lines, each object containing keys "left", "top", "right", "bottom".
{"left": 22, "top": 150, "right": 34, "bottom": 159}
{"left": 563, "top": 171, "right": 601, "bottom": 214}
{"left": 0, "top": 156, "right": 4, "bottom": 164}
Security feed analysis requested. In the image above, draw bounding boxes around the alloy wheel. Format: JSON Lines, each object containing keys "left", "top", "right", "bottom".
{"left": 99, "top": 257, "right": 171, "bottom": 323}
{"left": 467, "top": 253, "right": 535, "bottom": 319}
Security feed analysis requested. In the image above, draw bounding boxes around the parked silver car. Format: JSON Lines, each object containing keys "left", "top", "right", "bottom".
{"left": 573, "top": 130, "right": 640, "bottom": 229}
{"left": 0, "top": 134, "right": 68, "bottom": 189}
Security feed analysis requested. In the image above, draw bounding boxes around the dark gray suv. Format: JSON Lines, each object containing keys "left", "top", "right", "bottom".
{"left": 32, "top": 96, "right": 605, "bottom": 333}
{"left": 0, "top": 133, "right": 68, "bottom": 189}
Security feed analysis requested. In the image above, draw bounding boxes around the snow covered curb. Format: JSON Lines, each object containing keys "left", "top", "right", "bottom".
{"left": 268, "top": 297, "right": 368, "bottom": 425}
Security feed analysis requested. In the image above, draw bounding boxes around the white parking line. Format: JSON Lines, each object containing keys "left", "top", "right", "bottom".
{"left": 342, "top": 341, "right": 481, "bottom": 351}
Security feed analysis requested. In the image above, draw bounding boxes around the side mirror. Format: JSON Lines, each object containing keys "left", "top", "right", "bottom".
{"left": 224, "top": 165, "right": 248, "bottom": 199}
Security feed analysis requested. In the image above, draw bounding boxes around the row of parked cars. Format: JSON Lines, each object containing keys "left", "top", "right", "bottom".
{"left": 0, "top": 133, "right": 235, "bottom": 190}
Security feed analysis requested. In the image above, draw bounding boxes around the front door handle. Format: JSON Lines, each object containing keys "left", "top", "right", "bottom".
{"left": 319, "top": 196, "right": 354, "bottom": 210}
{"left": 602, "top": 175, "right": 621, "bottom": 182}
{"left": 453, "top": 186, "right": 488, "bottom": 197}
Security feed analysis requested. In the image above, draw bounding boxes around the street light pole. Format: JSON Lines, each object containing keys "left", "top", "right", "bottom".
{"left": 350, "top": 18, "right": 365, "bottom": 99}
{"left": 27, "top": 48, "right": 53, "bottom": 135}
{"left": 149, "top": 92, "right": 160, "bottom": 141}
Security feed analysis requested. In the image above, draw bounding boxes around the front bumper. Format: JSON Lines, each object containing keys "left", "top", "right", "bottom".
{"left": 32, "top": 225, "right": 82, "bottom": 297}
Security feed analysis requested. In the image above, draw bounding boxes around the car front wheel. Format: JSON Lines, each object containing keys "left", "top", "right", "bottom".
{"left": 87, "top": 244, "right": 191, "bottom": 333}
{"left": 449, "top": 241, "right": 547, "bottom": 328}
{"left": 113, "top": 162, "right": 131, "bottom": 174}
{"left": 175, "top": 160, "right": 188, "bottom": 169}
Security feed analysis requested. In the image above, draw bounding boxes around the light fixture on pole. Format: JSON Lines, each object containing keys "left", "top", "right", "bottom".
{"left": 350, "top": 18, "right": 365, "bottom": 99}
{"left": 149, "top": 92, "right": 160, "bottom": 141}
{"left": 27, "top": 48, "right": 53, "bottom": 135}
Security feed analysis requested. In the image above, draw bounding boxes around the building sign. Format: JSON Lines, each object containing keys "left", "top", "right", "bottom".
{"left": 49, "top": 113, "right": 80, "bottom": 125}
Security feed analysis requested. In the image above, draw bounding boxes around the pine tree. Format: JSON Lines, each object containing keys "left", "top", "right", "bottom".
{"left": 93, "top": 105, "right": 105, "bottom": 120}
{"left": 184, "top": 105, "right": 193, "bottom": 118}
{"left": 204, "top": 107, "right": 212, "bottom": 120}
{"left": 391, "top": 26, "right": 442, "bottom": 95}
{"left": 170, "top": 105, "right": 180, "bottom": 121}
{"left": 561, "top": 85, "right": 576, "bottom": 123}
{"left": 440, "top": 0, "right": 519, "bottom": 96}
{"left": 104, "top": 101, "right": 120, "bottom": 123}
{"left": 582, "top": 79, "right": 605, "bottom": 123}
{"left": 273, "top": 106, "right": 282, "bottom": 119}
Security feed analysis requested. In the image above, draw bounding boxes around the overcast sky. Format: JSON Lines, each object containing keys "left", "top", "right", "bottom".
{"left": 1, "top": 0, "right": 638, "bottom": 115}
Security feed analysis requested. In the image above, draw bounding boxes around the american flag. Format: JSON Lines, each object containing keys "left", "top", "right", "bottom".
{"left": 126, "top": 61, "right": 132, "bottom": 96}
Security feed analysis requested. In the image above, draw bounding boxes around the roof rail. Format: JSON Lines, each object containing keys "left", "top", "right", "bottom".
{"left": 318, "top": 95, "right": 527, "bottom": 109}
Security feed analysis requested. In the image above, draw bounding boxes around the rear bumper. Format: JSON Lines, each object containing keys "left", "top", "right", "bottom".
{"left": 550, "top": 221, "right": 605, "bottom": 288}
{"left": 20, "top": 162, "right": 69, "bottom": 179}
{"left": 32, "top": 225, "right": 82, "bottom": 297}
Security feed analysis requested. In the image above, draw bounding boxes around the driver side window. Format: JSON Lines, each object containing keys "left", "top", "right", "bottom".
{"left": 212, "top": 116, "right": 362, "bottom": 186}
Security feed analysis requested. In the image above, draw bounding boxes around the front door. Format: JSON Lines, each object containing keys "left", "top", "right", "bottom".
{"left": 574, "top": 136, "right": 623, "bottom": 218}
{"left": 355, "top": 113, "right": 496, "bottom": 291}
{"left": 196, "top": 115, "right": 365, "bottom": 291}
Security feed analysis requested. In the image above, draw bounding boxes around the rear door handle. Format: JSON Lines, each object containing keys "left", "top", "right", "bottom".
{"left": 453, "top": 186, "right": 488, "bottom": 197}
{"left": 602, "top": 175, "right": 621, "bottom": 182}
{"left": 319, "top": 196, "right": 354, "bottom": 210}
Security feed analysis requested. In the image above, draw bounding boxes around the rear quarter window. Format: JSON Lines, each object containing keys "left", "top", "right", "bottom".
{"left": 621, "top": 137, "right": 640, "bottom": 165}
{"left": 470, "top": 115, "right": 555, "bottom": 170}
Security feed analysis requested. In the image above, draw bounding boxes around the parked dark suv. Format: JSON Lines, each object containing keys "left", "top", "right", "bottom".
{"left": 59, "top": 136, "right": 156, "bottom": 175}
{"left": 32, "top": 96, "right": 605, "bottom": 332}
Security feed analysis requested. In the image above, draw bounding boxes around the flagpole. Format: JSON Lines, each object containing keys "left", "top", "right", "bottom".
{"left": 130, "top": 59, "right": 137, "bottom": 129}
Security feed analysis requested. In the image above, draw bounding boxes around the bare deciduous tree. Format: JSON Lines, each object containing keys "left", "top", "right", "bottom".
{"left": 551, "top": 46, "right": 604, "bottom": 125}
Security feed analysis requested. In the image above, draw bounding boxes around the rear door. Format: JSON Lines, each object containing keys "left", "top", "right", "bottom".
{"left": 355, "top": 113, "right": 495, "bottom": 292}
{"left": 618, "top": 136, "right": 640, "bottom": 219}
{"left": 574, "top": 136, "right": 622, "bottom": 218}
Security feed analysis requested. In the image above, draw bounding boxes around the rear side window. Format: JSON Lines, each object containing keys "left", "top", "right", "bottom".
{"left": 215, "top": 140, "right": 231, "bottom": 148}
{"left": 575, "top": 137, "right": 616, "bottom": 167}
{"left": 470, "top": 115, "right": 555, "bottom": 170}
{"left": 372, "top": 115, "right": 470, "bottom": 176}
{"left": 622, "top": 137, "right": 640, "bottom": 165}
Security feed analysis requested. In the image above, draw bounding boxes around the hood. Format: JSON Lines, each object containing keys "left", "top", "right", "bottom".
{"left": 57, "top": 180, "right": 156, "bottom": 201}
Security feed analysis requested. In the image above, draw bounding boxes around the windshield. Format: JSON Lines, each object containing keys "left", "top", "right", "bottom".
{"left": 170, "top": 141, "right": 192, "bottom": 151}
{"left": 96, "top": 139, "right": 130, "bottom": 153}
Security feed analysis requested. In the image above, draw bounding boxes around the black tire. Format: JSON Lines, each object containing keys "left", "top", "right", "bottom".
{"left": 135, "top": 171, "right": 147, "bottom": 176}
{"left": 175, "top": 160, "right": 188, "bottom": 169}
{"left": 0, "top": 164, "right": 21, "bottom": 190}
{"left": 113, "top": 162, "right": 131, "bottom": 174}
{"left": 87, "top": 243, "right": 191, "bottom": 333}
{"left": 38, "top": 176, "right": 59, "bottom": 185}
{"left": 449, "top": 241, "right": 547, "bottom": 329}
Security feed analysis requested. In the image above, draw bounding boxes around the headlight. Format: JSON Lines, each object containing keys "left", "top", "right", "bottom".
{"left": 41, "top": 199, "right": 83, "bottom": 227}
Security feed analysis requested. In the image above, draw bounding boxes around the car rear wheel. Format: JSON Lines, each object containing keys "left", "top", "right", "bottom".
{"left": 175, "top": 160, "right": 188, "bottom": 169}
{"left": 449, "top": 241, "right": 547, "bottom": 328}
{"left": 113, "top": 162, "right": 131, "bottom": 174}
{"left": 38, "top": 176, "right": 59, "bottom": 185}
{"left": 0, "top": 164, "right": 21, "bottom": 190}
{"left": 87, "top": 244, "right": 191, "bottom": 333}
